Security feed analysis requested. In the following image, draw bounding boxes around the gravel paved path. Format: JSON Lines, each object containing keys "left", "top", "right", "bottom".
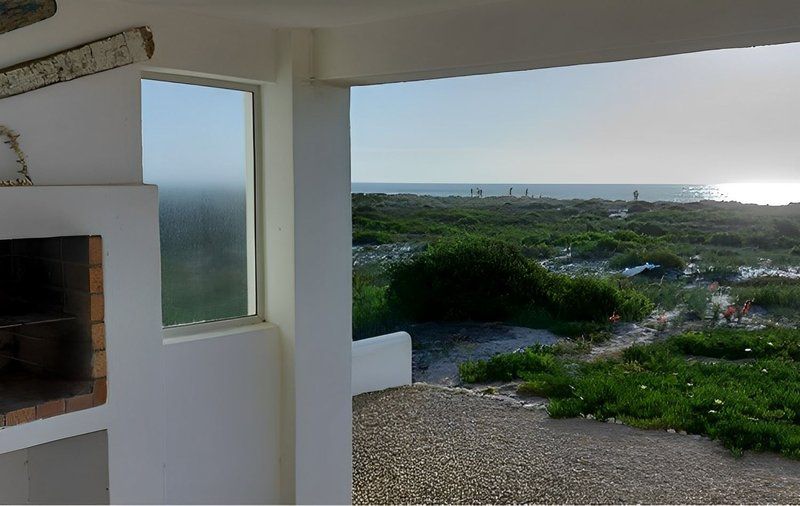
{"left": 353, "top": 384, "right": 800, "bottom": 504}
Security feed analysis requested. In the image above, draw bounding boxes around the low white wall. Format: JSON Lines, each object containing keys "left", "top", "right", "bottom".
{"left": 164, "top": 324, "right": 281, "bottom": 505}
{"left": 352, "top": 332, "right": 412, "bottom": 396}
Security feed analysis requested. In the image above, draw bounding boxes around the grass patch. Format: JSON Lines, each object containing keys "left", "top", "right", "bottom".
{"left": 459, "top": 328, "right": 800, "bottom": 459}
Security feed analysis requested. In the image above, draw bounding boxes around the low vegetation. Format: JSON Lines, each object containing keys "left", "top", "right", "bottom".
{"left": 353, "top": 194, "right": 800, "bottom": 337}
{"left": 353, "top": 193, "right": 800, "bottom": 272}
{"left": 459, "top": 329, "right": 800, "bottom": 459}
{"left": 387, "top": 238, "right": 549, "bottom": 322}
{"left": 732, "top": 278, "right": 800, "bottom": 312}
{"left": 385, "top": 237, "right": 652, "bottom": 326}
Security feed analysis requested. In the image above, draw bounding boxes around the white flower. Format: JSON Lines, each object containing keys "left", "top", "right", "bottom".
{"left": 745, "top": 348, "right": 752, "bottom": 352}
{"left": 762, "top": 368, "right": 768, "bottom": 373}
{"left": 640, "top": 385, "right": 648, "bottom": 390}
{"left": 708, "top": 409, "right": 717, "bottom": 414}
{"left": 686, "top": 383, "right": 693, "bottom": 387}
{"left": 715, "top": 399, "right": 724, "bottom": 405}
{"left": 768, "top": 342, "right": 774, "bottom": 346}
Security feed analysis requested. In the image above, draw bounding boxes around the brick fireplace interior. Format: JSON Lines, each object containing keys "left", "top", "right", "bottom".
{"left": 0, "top": 236, "right": 107, "bottom": 427}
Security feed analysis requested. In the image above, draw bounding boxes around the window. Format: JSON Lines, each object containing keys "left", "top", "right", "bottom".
{"left": 142, "top": 76, "right": 259, "bottom": 328}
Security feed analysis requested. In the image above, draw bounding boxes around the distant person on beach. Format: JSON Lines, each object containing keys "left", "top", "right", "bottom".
{"left": 509, "top": 187, "right": 513, "bottom": 196}
{"left": 525, "top": 188, "right": 529, "bottom": 197}
{"left": 470, "top": 188, "right": 474, "bottom": 197}
{"left": 633, "top": 190, "right": 640, "bottom": 201}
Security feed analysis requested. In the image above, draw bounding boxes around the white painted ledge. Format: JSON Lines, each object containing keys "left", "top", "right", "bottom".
{"left": 352, "top": 332, "right": 412, "bottom": 396}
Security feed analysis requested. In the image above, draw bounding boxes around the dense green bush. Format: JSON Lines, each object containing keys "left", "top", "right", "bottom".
{"left": 547, "top": 276, "right": 652, "bottom": 322}
{"left": 387, "top": 238, "right": 550, "bottom": 321}
{"left": 387, "top": 238, "right": 654, "bottom": 324}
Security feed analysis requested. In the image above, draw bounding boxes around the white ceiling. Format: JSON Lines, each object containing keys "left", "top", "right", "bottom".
{"left": 119, "top": 0, "right": 501, "bottom": 28}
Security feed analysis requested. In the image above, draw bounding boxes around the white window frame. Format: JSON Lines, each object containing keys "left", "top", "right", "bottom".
{"left": 141, "top": 72, "right": 265, "bottom": 338}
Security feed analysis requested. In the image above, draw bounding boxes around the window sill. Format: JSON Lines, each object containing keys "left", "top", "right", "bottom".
{"left": 163, "top": 318, "right": 276, "bottom": 346}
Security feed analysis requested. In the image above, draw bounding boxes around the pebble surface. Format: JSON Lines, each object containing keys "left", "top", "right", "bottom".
{"left": 353, "top": 384, "right": 800, "bottom": 504}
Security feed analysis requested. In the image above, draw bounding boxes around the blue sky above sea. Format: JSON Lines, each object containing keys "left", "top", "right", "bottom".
{"left": 352, "top": 42, "right": 800, "bottom": 185}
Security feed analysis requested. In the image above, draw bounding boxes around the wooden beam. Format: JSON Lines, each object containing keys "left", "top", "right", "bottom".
{"left": 0, "top": 0, "right": 57, "bottom": 35}
{"left": 0, "top": 26, "right": 154, "bottom": 99}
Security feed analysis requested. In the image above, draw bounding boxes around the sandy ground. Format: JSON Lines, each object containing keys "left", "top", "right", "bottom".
{"left": 353, "top": 385, "right": 800, "bottom": 505}
{"left": 410, "top": 322, "right": 559, "bottom": 385}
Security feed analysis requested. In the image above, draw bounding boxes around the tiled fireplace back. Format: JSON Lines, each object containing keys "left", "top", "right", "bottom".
{"left": 0, "top": 236, "right": 106, "bottom": 427}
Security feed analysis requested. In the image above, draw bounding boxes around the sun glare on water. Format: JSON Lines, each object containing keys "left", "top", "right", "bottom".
{"left": 713, "top": 182, "right": 800, "bottom": 206}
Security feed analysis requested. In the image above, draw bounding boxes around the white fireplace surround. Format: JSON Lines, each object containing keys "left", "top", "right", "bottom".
{"left": 0, "top": 185, "right": 164, "bottom": 502}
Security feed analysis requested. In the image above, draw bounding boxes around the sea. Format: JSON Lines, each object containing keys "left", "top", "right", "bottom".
{"left": 351, "top": 182, "right": 800, "bottom": 206}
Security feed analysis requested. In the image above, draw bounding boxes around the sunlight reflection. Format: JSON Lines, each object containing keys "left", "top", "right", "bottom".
{"left": 713, "top": 182, "right": 800, "bottom": 206}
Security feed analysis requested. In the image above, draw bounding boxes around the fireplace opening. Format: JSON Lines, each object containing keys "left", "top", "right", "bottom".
{"left": 0, "top": 236, "right": 107, "bottom": 427}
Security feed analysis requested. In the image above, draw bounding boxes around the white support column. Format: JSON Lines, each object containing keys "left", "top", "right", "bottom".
{"left": 264, "top": 29, "right": 352, "bottom": 505}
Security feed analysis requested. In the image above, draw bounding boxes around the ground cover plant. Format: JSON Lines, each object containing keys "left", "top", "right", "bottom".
{"left": 459, "top": 328, "right": 800, "bottom": 459}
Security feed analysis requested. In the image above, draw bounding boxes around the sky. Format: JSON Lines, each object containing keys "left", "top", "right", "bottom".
{"left": 351, "top": 42, "right": 800, "bottom": 184}
{"left": 142, "top": 79, "right": 250, "bottom": 188}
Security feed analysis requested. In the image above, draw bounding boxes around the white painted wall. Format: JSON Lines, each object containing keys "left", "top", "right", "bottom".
{"left": 0, "top": 431, "right": 109, "bottom": 505}
{"left": 352, "top": 332, "right": 412, "bottom": 396}
{"left": 315, "top": 0, "right": 800, "bottom": 85}
{"left": 164, "top": 325, "right": 281, "bottom": 504}
{"left": 0, "top": 186, "right": 163, "bottom": 503}
{"left": 264, "top": 30, "right": 353, "bottom": 504}
{"left": 27, "top": 431, "right": 110, "bottom": 505}
{"left": 0, "top": 0, "right": 275, "bottom": 185}
{"left": 0, "top": 3, "right": 285, "bottom": 504}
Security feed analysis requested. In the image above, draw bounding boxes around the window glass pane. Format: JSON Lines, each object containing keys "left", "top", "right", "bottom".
{"left": 142, "top": 79, "right": 256, "bottom": 327}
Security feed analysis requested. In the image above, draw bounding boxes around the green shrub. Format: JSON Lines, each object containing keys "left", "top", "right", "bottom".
{"left": 608, "top": 252, "right": 642, "bottom": 269}
{"left": 547, "top": 276, "right": 653, "bottom": 322}
{"left": 646, "top": 250, "right": 686, "bottom": 270}
{"left": 684, "top": 287, "right": 711, "bottom": 318}
{"left": 708, "top": 232, "right": 743, "bottom": 247}
{"left": 353, "top": 273, "right": 402, "bottom": 340}
{"left": 628, "top": 221, "right": 667, "bottom": 237}
{"left": 732, "top": 282, "right": 800, "bottom": 311}
{"left": 387, "top": 238, "right": 550, "bottom": 321}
